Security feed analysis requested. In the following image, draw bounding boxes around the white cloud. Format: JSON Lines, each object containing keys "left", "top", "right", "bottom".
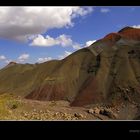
{"left": 0, "top": 55, "right": 6, "bottom": 60}
{"left": 37, "top": 57, "right": 52, "bottom": 63}
{"left": 132, "top": 25, "right": 140, "bottom": 29}
{"left": 84, "top": 40, "right": 96, "bottom": 47}
{"left": 0, "top": 6, "right": 93, "bottom": 41}
{"left": 18, "top": 53, "right": 30, "bottom": 62}
{"left": 2, "top": 53, "right": 29, "bottom": 64}
{"left": 0, "top": 55, "right": 14, "bottom": 64}
{"left": 31, "top": 35, "right": 96, "bottom": 50}
{"left": 100, "top": 8, "right": 110, "bottom": 13}
{"left": 72, "top": 7, "right": 94, "bottom": 18}
{"left": 58, "top": 34, "right": 73, "bottom": 47}
{"left": 72, "top": 43, "right": 81, "bottom": 49}
{"left": 30, "top": 34, "right": 81, "bottom": 50}
{"left": 30, "top": 35, "right": 59, "bottom": 47}
{"left": 5, "top": 59, "right": 12, "bottom": 64}
{"left": 58, "top": 51, "right": 72, "bottom": 60}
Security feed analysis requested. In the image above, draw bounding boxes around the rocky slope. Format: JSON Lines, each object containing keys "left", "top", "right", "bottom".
{"left": 0, "top": 26, "right": 140, "bottom": 108}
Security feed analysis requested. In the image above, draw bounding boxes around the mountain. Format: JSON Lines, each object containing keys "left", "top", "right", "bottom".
{"left": 0, "top": 26, "right": 140, "bottom": 107}
{"left": 5, "top": 61, "right": 17, "bottom": 68}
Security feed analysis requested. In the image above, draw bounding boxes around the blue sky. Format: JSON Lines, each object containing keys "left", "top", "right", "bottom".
{"left": 0, "top": 6, "right": 140, "bottom": 68}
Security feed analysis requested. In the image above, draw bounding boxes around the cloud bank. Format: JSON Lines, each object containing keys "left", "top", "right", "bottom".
{"left": 30, "top": 34, "right": 81, "bottom": 50}
{"left": 17, "top": 53, "right": 30, "bottom": 62}
{"left": 37, "top": 57, "right": 52, "bottom": 63}
{"left": 0, "top": 6, "right": 93, "bottom": 41}
{"left": 132, "top": 25, "right": 140, "bottom": 29}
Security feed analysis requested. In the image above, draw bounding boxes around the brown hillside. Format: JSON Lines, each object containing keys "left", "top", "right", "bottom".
{"left": 118, "top": 26, "right": 140, "bottom": 41}
{"left": 0, "top": 26, "right": 140, "bottom": 108}
{"left": 103, "top": 33, "right": 121, "bottom": 42}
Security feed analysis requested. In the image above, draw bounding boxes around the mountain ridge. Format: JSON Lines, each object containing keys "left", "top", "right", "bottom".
{"left": 0, "top": 26, "right": 140, "bottom": 107}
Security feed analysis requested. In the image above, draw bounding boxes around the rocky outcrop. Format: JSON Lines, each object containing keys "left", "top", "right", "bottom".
{"left": 88, "top": 107, "right": 118, "bottom": 119}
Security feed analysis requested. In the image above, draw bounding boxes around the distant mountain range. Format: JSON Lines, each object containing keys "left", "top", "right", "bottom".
{"left": 0, "top": 26, "right": 140, "bottom": 107}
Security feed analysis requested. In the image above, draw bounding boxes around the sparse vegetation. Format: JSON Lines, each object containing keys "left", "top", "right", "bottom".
{"left": 6, "top": 99, "right": 21, "bottom": 109}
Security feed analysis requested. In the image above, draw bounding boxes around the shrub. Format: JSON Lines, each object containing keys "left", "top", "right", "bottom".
{"left": 7, "top": 100, "right": 21, "bottom": 109}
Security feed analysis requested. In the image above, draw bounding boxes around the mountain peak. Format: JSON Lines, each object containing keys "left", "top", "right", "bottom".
{"left": 7, "top": 61, "right": 17, "bottom": 66}
{"left": 118, "top": 26, "right": 134, "bottom": 33}
{"left": 118, "top": 26, "right": 140, "bottom": 41}
{"left": 102, "top": 26, "right": 140, "bottom": 43}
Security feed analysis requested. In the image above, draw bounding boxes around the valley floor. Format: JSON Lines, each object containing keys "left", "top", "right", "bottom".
{"left": 0, "top": 94, "right": 139, "bottom": 120}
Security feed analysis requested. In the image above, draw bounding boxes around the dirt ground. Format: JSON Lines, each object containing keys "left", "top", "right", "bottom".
{"left": 0, "top": 94, "right": 139, "bottom": 120}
